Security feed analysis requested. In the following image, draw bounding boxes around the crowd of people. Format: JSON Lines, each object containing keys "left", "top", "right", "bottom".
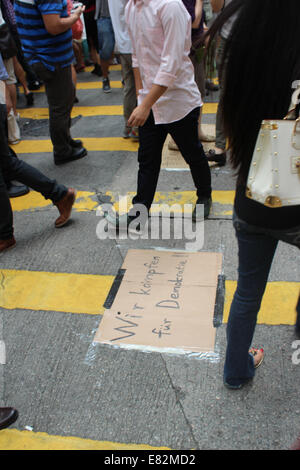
{"left": 0, "top": 0, "right": 299, "bottom": 449}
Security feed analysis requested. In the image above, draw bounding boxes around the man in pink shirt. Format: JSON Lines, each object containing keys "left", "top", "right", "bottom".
{"left": 109, "top": 0, "right": 212, "bottom": 228}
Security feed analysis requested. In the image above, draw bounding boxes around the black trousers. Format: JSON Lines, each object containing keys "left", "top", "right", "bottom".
{"left": 132, "top": 107, "right": 212, "bottom": 211}
{"left": 32, "top": 63, "right": 75, "bottom": 158}
{"left": 0, "top": 104, "right": 67, "bottom": 240}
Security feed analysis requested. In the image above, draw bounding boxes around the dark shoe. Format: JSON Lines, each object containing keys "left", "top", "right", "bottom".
{"left": 192, "top": 197, "right": 212, "bottom": 221}
{"left": 206, "top": 149, "right": 226, "bottom": 166}
{"left": 54, "top": 188, "right": 77, "bottom": 228}
{"left": 295, "top": 325, "right": 300, "bottom": 339}
{"left": 205, "top": 79, "right": 219, "bottom": 92}
{"left": 74, "top": 96, "right": 79, "bottom": 104}
{"left": 25, "top": 92, "right": 34, "bottom": 107}
{"left": 28, "top": 80, "right": 41, "bottom": 91}
{"left": 0, "top": 237, "right": 16, "bottom": 253}
{"left": 54, "top": 146, "right": 87, "bottom": 165}
{"left": 70, "top": 139, "right": 83, "bottom": 149}
{"left": 102, "top": 77, "right": 111, "bottom": 93}
{"left": 0, "top": 407, "right": 18, "bottom": 430}
{"left": 91, "top": 64, "right": 103, "bottom": 77}
{"left": 7, "top": 181, "right": 30, "bottom": 198}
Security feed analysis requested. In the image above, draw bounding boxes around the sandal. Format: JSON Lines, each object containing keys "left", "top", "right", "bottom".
{"left": 249, "top": 347, "right": 264, "bottom": 369}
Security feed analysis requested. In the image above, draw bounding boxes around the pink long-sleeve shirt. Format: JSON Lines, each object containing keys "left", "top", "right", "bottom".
{"left": 125, "top": 0, "right": 202, "bottom": 124}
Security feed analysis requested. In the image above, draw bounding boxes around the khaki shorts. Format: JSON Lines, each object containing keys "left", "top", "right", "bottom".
{"left": 3, "top": 58, "right": 17, "bottom": 85}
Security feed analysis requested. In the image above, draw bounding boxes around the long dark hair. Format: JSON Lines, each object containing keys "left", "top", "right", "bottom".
{"left": 202, "top": 0, "right": 300, "bottom": 183}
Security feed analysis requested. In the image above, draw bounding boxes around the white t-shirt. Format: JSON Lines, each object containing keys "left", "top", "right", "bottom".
{"left": 108, "top": 0, "right": 132, "bottom": 54}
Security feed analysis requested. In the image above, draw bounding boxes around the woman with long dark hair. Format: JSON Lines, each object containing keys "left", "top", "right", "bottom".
{"left": 203, "top": 0, "right": 300, "bottom": 389}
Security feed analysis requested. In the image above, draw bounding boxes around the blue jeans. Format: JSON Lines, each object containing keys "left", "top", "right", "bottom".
{"left": 97, "top": 17, "right": 115, "bottom": 62}
{"left": 224, "top": 213, "right": 300, "bottom": 388}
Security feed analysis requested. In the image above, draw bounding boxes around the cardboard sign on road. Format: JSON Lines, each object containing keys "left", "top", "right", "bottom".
{"left": 94, "top": 250, "right": 223, "bottom": 354}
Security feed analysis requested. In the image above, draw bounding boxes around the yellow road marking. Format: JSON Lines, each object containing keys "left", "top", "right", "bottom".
{"left": 0, "top": 269, "right": 114, "bottom": 315}
{"left": 224, "top": 280, "right": 299, "bottom": 325}
{"left": 11, "top": 190, "right": 99, "bottom": 212}
{"left": 10, "top": 190, "right": 235, "bottom": 215}
{"left": 19, "top": 81, "right": 123, "bottom": 94}
{"left": 0, "top": 267, "right": 298, "bottom": 325}
{"left": 13, "top": 137, "right": 139, "bottom": 153}
{"left": 0, "top": 429, "right": 169, "bottom": 450}
{"left": 18, "top": 103, "right": 216, "bottom": 119}
{"left": 19, "top": 105, "right": 124, "bottom": 119}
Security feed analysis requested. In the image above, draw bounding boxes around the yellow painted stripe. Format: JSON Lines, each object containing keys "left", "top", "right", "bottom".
{"left": 0, "top": 429, "right": 169, "bottom": 451}
{"left": 11, "top": 190, "right": 99, "bottom": 212}
{"left": 19, "top": 105, "right": 124, "bottom": 119}
{"left": 10, "top": 190, "right": 235, "bottom": 215}
{"left": 18, "top": 103, "right": 216, "bottom": 119}
{"left": 107, "top": 190, "right": 235, "bottom": 217}
{"left": 0, "top": 269, "right": 114, "bottom": 315}
{"left": 13, "top": 137, "right": 138, "bottom": 153}
{"left": 85, "top": 64, "right": 122, "bottom": 72}
{"left": 19, "top": 81, "right": 123, "bottom": 94}
{"left": 0, "top": 267, "right": 298, "bottom": 325}
{"left": 224, "top": 280, "right": 299, "bottom": 326}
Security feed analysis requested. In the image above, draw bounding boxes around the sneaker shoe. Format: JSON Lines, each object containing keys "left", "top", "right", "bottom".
{"left": 102, "top": 77, "right": 111, "bottom": 93}
{"left": 0, "top": 236, "right": 16, "bottom": 253}
{"left": 54, "top": 188, "right": 77, "bottom": 228}
{"left": 206, "top": 149, "right": 226, "bottom": 166}
{"left": 192, "top": 197, "right": 212, "bottom": 221}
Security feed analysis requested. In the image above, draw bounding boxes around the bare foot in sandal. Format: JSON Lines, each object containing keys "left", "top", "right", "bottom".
{"left": 249, "top": 347, "right": 264, "bottom": 368}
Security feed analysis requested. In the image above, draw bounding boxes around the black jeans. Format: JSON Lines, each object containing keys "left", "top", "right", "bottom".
{"left": 32, "top": 63, "right": 75, "bottom": 157}
{"left": 132, "top": 108, "right": 212, "bottom": 211}
{"left": 0, "top": 104, "right": 67, "bottom": 240}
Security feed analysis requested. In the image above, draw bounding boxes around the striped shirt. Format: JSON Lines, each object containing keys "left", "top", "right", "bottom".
{"left": 14, "top": 0, "right": 74, "bottom": 71}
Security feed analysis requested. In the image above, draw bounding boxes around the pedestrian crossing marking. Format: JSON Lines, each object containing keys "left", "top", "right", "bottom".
{"left": 0, "top": 269, "right": 114, "bottom": 315}
{"left": 0, "top": 268, "right": 298, "bottom": 325}
{"left": 18, "top": 103, "right": 217, "bottom": 119}
{"left": 10, "top": 189, "right": 235, "bottom": 217}
{"left": 0, "top": 429, "right": 170, "bottom": 450}
{"left": 13, "top": 137, "right": 139, "bottom": 153}
{"left": 11, "top": 190, "right": 99, "bottom": 212}
{"left": 19, "top": 81, "right": 124, "bottom": 94}
{"left": 19, "top": 106, "right": 124, "bottom": 119}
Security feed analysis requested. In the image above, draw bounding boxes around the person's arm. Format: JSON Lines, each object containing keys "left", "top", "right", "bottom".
{"left": 210, "top": 0, "right": 225, "bottom": 13}
{"left": 41, "top": 3, "right": 85, "bottom": 36}
{"left": 192, "top": 0, "right": 203, "bottom": 29}
{"left": 127, "top": 83, "right": 167, "bottom": 128}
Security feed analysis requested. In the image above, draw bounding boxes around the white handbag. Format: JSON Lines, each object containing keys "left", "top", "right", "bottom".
{"left": 246, "top": 100, "right": 300, "bottom": 208}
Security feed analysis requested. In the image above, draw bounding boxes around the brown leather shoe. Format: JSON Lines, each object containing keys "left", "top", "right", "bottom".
{"left": 0, "top": 407, "right": 18, "bottom": 430}
{"left": 0, "top": 236, "right": 16, "bottom": 253}
{"left": 54, "top": 189, "right": 77, "bottom": 228}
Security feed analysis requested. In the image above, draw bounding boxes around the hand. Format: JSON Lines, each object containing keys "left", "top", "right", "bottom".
{"left": 127, "top": 104, "right": 151, "bottom": 128}
{"left": 72, "top": 4, "right": 85, "bottom": 19}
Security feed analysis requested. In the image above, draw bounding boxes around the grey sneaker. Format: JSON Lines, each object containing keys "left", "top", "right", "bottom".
{"left": 102, "top": 77, "right": 111, "bottom": 93}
